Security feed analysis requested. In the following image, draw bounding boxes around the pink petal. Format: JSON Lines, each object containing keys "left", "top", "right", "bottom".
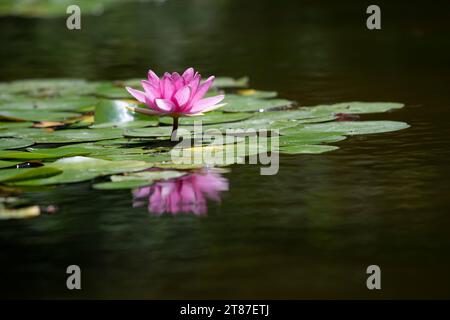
{"left": 171, "top": 72, "right": 184, "bottom": 90}
{"left": 162, "top": 76, "right": 175, "bottom": 99}
{"left": 190, "top": 94, "right": 224, "bottom": 114}
{"left": 182, "top": 67, "right": 195, "bottom": 82}
{"left": 155, "top": 98, "right": 176, "bottom": 112}
{"left": 174, "top": 86, "right": 191, "bottom": 108}
{"left": 147, "top": 70, "right": 160, "bottom": 88}
{"left": 126, "top": 86, "right": 147, "bottom": 103}
{"left": 189, "top": 76, "right": 215, "bottom": 107}
{"left": 141, "top": 80, "right": 161, "bottom": 102}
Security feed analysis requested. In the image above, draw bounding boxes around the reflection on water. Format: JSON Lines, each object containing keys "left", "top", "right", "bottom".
{"left": 132, "top": 169, "right": 229, "bottom": 215}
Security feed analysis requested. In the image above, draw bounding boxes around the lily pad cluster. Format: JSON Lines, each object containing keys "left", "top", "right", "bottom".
{"left": 0, "top": 76, "right": 409, "bottom": 218}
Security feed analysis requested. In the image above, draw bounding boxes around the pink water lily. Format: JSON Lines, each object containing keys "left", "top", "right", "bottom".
{"left": 126, "top": 68, "right": 225, "bottom": 138}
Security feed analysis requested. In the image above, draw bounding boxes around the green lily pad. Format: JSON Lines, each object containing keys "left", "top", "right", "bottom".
{"left": 11, "top": 156, "right": 153, "bottom": 186}
{"left": 0, "top": 167, "right": 62, "bottom": 183}
{"left": 0, "top": 79, "right": 96, "bottom": 97}
{"left": 279, "top": 145, "right": 340, "bottom": 154}
{"left": 92, "top": 180, "right": 153, "bottom": 190}
{"left": 27, "top": 143, "right": 153, "bottom": 159}
{"left": 0, "top": 149, "right": 87, "bottom": 160}
{"left": 302, "top": 121, "right": 410, "bottom": 135}
{"left": 0, "top": 122, "right": 33, "bottom": 129}
{"left": 278, "top": 131, "right": 347, "bottom": 145}
{"left": 123, "top": 127, "right": 174, "bottom": 138}
{"left": 159, "top": 112, "right": 253, "bottom": 126}
{"left": 0, "top": 160, "right": 23, "bottom": 169}
{"left": 213, "top": 77, "right": 249, "bottom": 88}
{"left": 237, "top": 89, "right": 278, "bottom": 99}
{"left": 0, "top": 138, "right": 34, "bottom": 150}
{"left": 222, "top": 96, "right": 293, "bottom": 112}
{"left": 93, "top": 169, "right": 186, "bottom": 189}
{"left": 21, "top": 128, "right": 124, "bottom": 143}
{"left": 0, "top": 110, "right": 81, "bottom": 122}
{"left": 305, "top": 102, "right": 405, "bottom": 116}
{"left": 0, "top": 97, "right": 99, "bottom": 112}
{"left": 93, "top": 100, "right": 158, "bottom": 128}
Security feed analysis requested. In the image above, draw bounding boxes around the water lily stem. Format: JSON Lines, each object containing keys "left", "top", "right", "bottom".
{"left": 171, "top": 117, "right": 179, "bottom": 141}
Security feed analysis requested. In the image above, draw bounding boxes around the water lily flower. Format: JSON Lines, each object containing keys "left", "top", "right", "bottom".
{"left": 126, "top": 67, "right": 225, "bottom": 139}
{"left": 132, "top": 169, "right": 229, "bottom": 215}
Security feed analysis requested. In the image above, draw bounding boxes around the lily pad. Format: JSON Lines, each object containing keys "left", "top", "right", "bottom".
{"left": 301, "top": 121, "right": 410, "bottom": 135}
{"left": 213, "top": 77, "right": 249, "bottom": 88}
{"left": 278, "top": 131, "right": 347, "bottom": 145}
{"left": 0, "top": 138, "right": 34, "bottom": 150}
{"left": 0, "top": 110, "right": 81, "bottom": 122}
{"left": 123, "top": 127, "right": 174, "bottom": 138}
{"left": 305, "top": 102, "right": 405, "bottom": 116}
{"left": 279, "top": 145, "right": 340, "bottom": 154}
{"left": 19, "top": 128, "right": 124, "bottom": 143}
{"left": 92, "top": 180, "right": 153, "bottom": 190}
{"left": 93, "top": 100, "right": 158, "bottom": 128}
{"left": 237, "top": 89, "right": 278, "bottom": 99}
{"left": 11, "top": 156, "right": 153, "bottom": 186}
{"left": 0, "top": 79, "right": 96, "bottom": 97}
{"left": 0, "top": 160, "right": 23, "bottom": 169}
{"left": 0, "top": 97, "right": 99, "bottom": 112}
{"left": 0, "top": 167, "right": 62, "bottom": 183}
{"left": 0, "top": 149, "right": 87, "bottom": 160}
{"left": 222, "top": 96, "right": 293, "bottom": 112}
{"left": 0, "top": 122, "right": 33, "bottom": 129}
{"left": 159, "top": 112, "right": 253, "bottom": 126}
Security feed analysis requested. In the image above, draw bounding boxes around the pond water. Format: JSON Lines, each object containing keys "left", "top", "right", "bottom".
{"left": 0, "top": 0, "right": 450, "bottom": 298}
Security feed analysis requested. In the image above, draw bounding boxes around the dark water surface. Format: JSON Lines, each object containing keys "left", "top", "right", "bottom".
{"left": 1, "top": 0, "right": 450, "bottom": 298}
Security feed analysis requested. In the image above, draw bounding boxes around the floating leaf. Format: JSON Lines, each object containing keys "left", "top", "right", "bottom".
{"left": 27, "top": 143, "right": 153, "bottom": 160}
{"left": 0, "top": 138, "right": 34, "bottom": 150}
{"left": 222, "top": 96, "right": 293, "bottom": 112}
{"left": 0, "top": 110, "right": 81, "bottom": 122}
{"left": 0, "top": 167, "right": 62, "bottom": 183}
{"left": 17, "top": 128, "right": 124, "bottom": 143}
{"left": 0, "top": 160, "right": 23, "bottom": 169}
{"left": 0, "top": 79, "right": 96, "bottom": 97}
{"left": 237, "top": 89, "right": 278, "bottom": 99}
{"left": 92, "top": 180, "right": 153, "bottom": 190}
{"left": 304, "top": 102, "right": 405, "bottom": 116}
{"left": 0, "top": 122, "right": 33, "bottom": 129}
{"left": 93, "top": 100, "right": 158, "bottom": 128}
{"left": 123, "top": 127, "right": 173, "bottom": 138}
{"left": 93, "top": 170, "right": 186, "bottom": 190}
{"left": 0, "top": 97, "right": 99, "bottom": 112}
{"left": 278, "top": 130, "right": 347, "bottom": 145}
{"left": 302, "top": 121, "right": 410, "bottom": 135}
{"left": 0, "top": 149, "right": 87, "bottom": 160}
{"left": 11, "top": 156, "right": 152, "bottom": 186}
{"left": 279, "top": 145, "right": 339, "bottom": 154}
{"left": 159, "top": 112, "right": 253, "bottom": 125}
{"left": 213, "top": 77, "right": 249, "bottom": 88}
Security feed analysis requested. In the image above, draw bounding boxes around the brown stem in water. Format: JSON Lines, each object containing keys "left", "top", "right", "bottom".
{"left": 171, "top": 117, "right": 179, "bottom": 141}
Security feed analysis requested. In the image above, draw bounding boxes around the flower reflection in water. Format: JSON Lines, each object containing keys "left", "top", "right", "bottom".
{"left": 132, "top": 169, "right": 229, "bottom": 215}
